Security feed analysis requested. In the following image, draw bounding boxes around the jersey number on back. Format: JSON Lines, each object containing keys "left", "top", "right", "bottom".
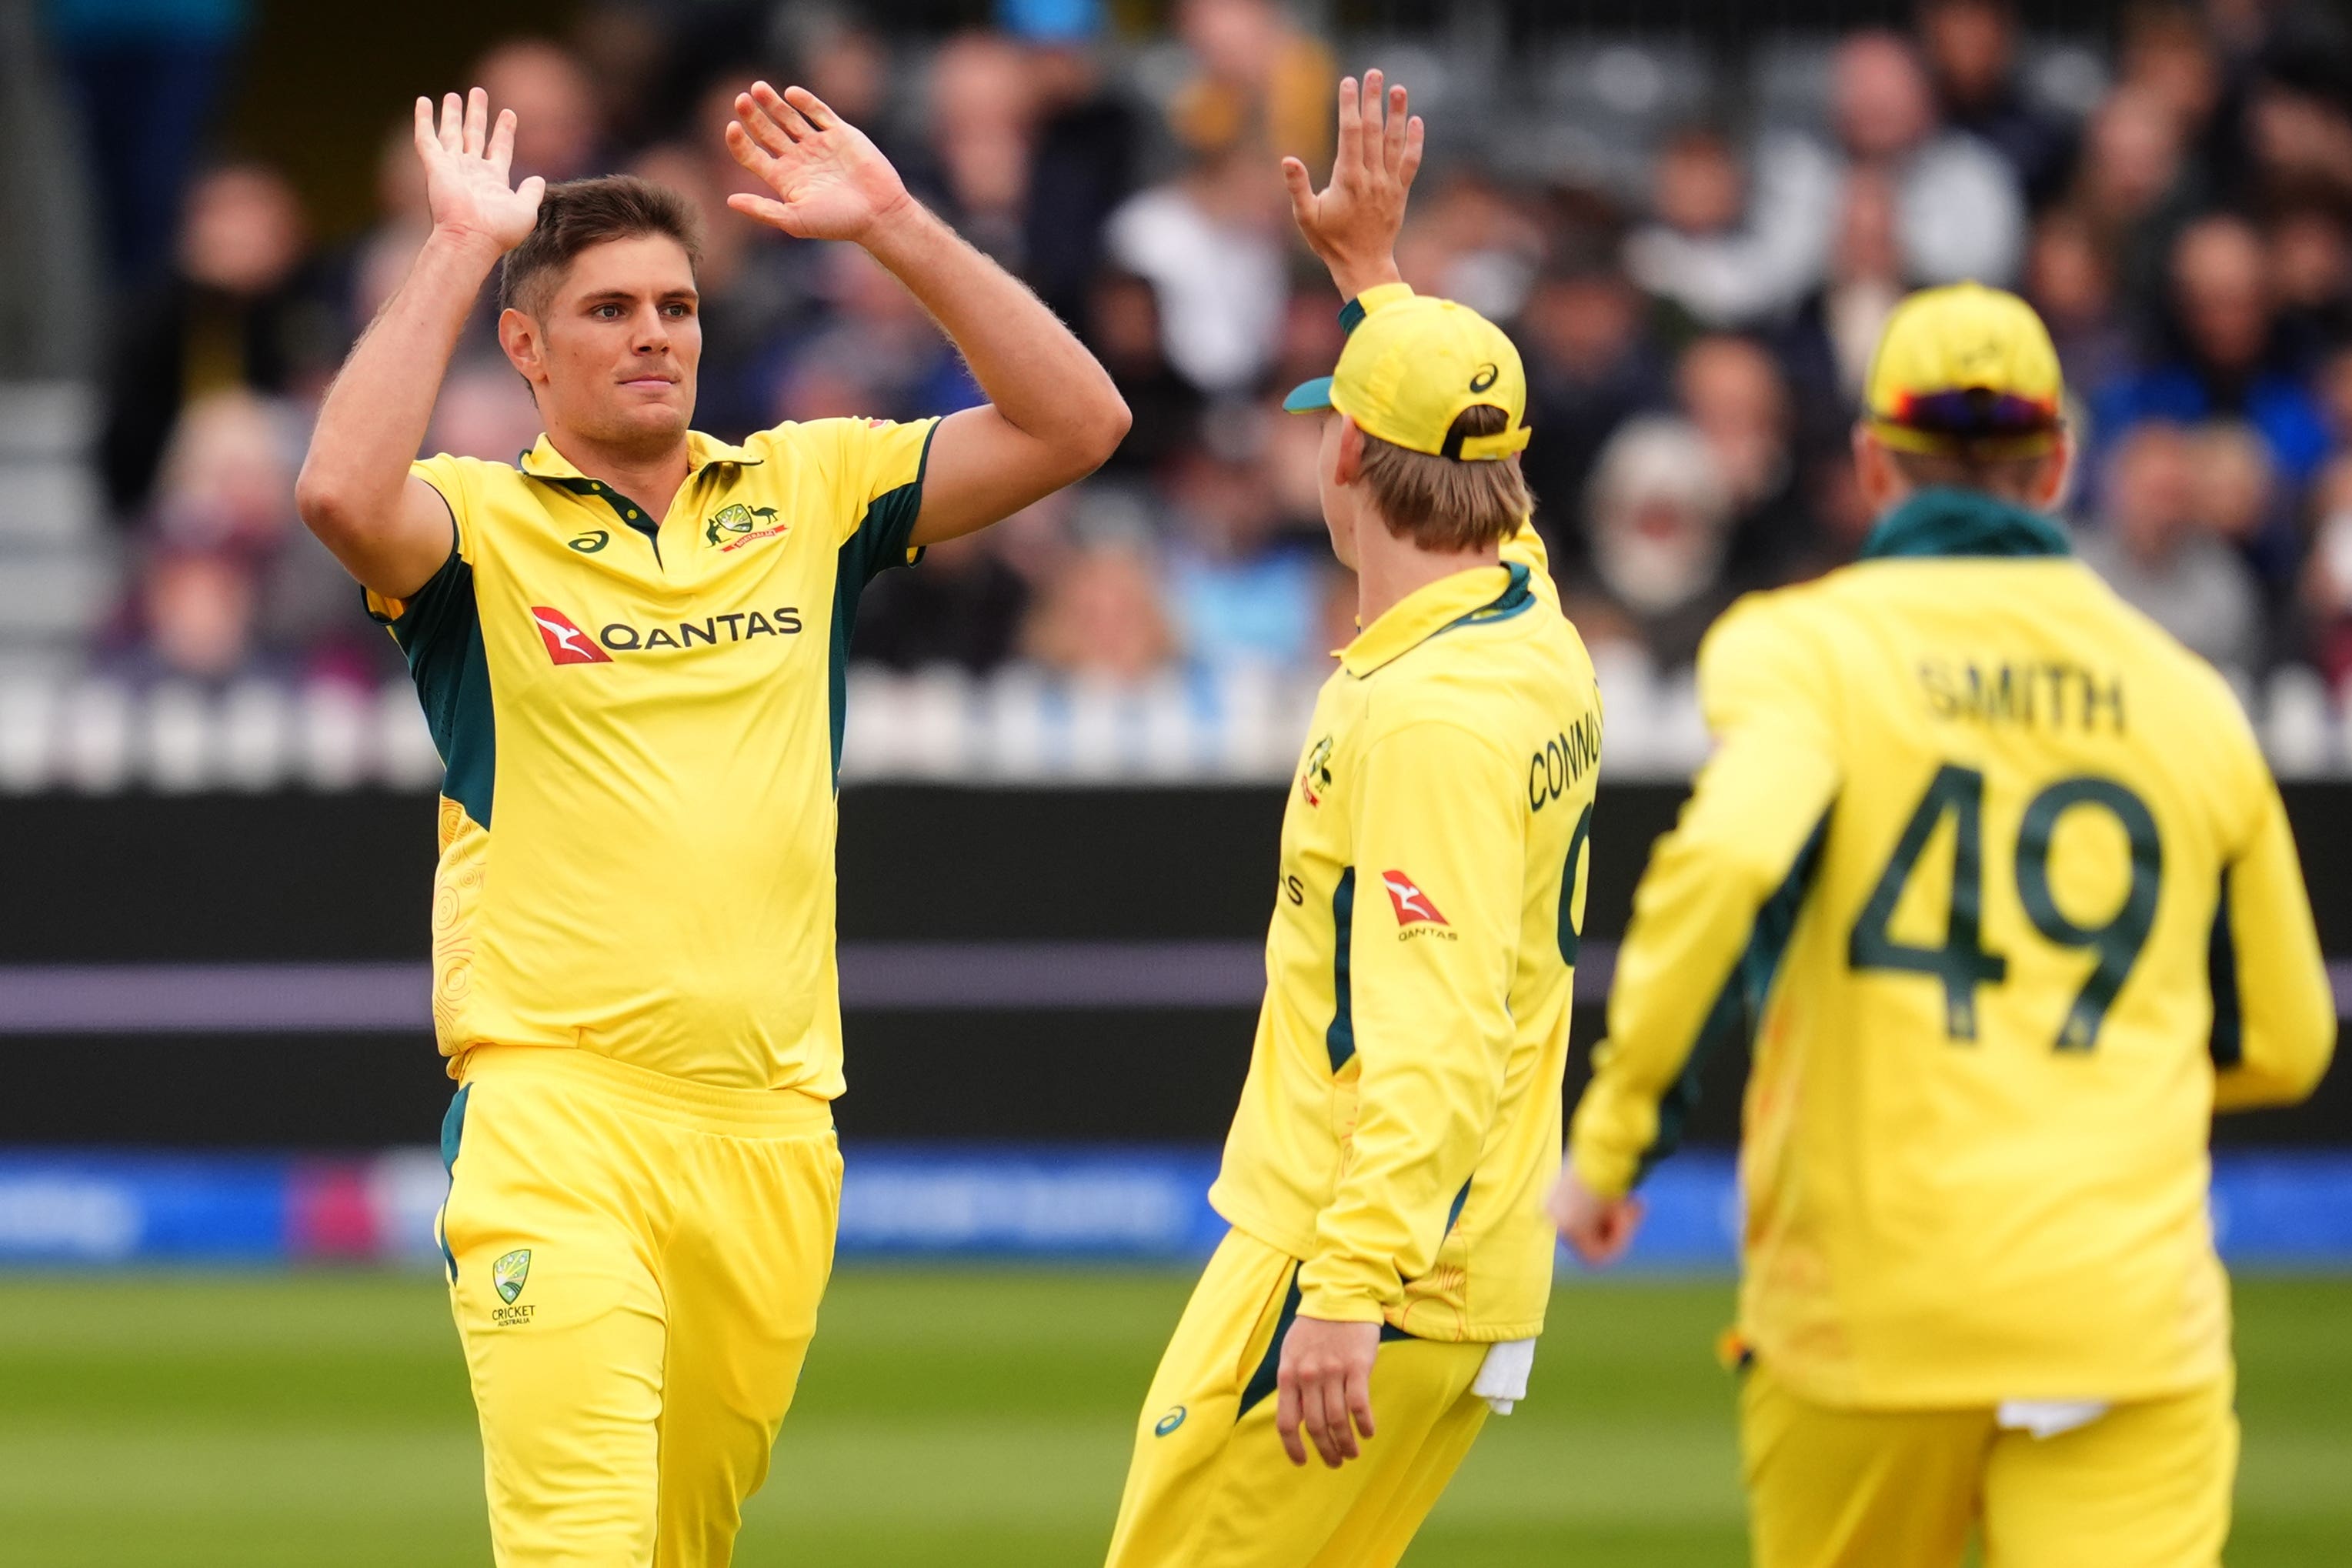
{"left": 1848, "top": 764, "right": 2162, "bottom": 1051}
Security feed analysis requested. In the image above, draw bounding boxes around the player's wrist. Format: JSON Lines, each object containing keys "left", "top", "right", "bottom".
{"left": 424, "top": 223, "right": 512, "bottom": 272}
{"left": 851, "top": 188, "right": 929, "bottom": 259}
{"left": 1327, "top": 253, "right": 1406, "bottom": 303}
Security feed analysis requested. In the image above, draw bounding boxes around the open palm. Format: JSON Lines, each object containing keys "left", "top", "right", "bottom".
{"left": 725, "top": 82, "right": 910, "bottom": 244}
{"left": 415, "top": 88, "right": 545, "bottom": 253}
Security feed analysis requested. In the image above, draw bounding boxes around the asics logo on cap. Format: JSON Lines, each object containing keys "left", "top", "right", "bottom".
{"left": 1469, "top": 363, "right": 1500, "bottom": 393}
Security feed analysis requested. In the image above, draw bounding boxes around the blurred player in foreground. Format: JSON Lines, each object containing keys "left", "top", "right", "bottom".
{"left": 1103, "top": 73, "right": 1603, "bottom": 1568}
{"left": 295, "top": 84, "right": 1126, "bottom": 1564}
{"left": 1555, "top": 282, "right": 2335, "bottom": 1567}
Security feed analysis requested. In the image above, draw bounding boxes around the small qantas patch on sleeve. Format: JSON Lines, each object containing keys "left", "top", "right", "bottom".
{"left": 1380, "top": 872, "right": 1447, "bottom": 927}
{"left": 530, "top": 606, "right": 613, "bottom": 665}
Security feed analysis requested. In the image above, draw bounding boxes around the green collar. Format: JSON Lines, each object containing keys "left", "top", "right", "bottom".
{"left": 1858, "top": 487, "right": 2070, "bottom": 561}
{"left": 1341, "top": 561, "right": 1533, "bottom": 677}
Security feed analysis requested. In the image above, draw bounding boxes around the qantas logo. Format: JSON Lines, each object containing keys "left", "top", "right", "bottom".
{"left": 530, "top": 606, "right": 613, "bottom": 665}
{"left": 1381, "top": 872, "right": 1447, "bottom": 928}
{"left": 529, "top": 603, "right": 805, "bottom": 665}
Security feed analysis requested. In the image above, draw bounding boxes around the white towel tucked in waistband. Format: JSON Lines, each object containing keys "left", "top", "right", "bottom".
{"left": 1473, "top": 1338, "right": 1537, "bottom": 1415}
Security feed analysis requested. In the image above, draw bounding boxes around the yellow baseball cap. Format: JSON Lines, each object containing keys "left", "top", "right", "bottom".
{"left": 1864, "top": 282, "right": 2065, "bottom": 458}
{"left": 1283, "top": 292, "right": 1533, "bottom": 462}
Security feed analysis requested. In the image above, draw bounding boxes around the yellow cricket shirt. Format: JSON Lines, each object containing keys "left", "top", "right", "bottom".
{"left": 1570, "top": 487, "right": 2336, "bottom": 1409}
{"left": 1209, "top": 542, "right": 1604, "bottom": 1340}
{"left": 368, "top": 418, "right": 937, "bottom": 1093}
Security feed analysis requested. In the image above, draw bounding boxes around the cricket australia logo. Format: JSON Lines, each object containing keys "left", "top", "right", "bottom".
{"left": 1299, "top": 735, "right": 1335, "bottom": 807}
{"left": 493, "top": 1249, "right": 532, "bottom": 1304}
{"left": 704, "top": 502, "right": 789, "bottom": 552}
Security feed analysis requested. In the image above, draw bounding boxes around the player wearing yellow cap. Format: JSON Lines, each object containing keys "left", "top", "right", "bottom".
{"left": 1103, "top": 73, "right": 1602, "bottom": 1568}
{"left": 1553, "top": 280, "right": 2335, "bottom": 1568}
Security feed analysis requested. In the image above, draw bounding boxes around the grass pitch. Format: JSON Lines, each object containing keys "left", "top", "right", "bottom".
{"left": 1, "top": 1268, "right": 2347, "bottom": 1565}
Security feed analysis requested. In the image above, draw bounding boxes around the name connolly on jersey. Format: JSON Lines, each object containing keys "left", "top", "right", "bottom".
{"left": 529, "top": 605, "right": 804, "bottom": 666}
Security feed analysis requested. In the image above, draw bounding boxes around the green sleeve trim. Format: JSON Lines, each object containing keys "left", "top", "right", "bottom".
{"left": 379, "top": 542, "right": 496, "bottom": 829}
{"left": 1636, "top": 812, "right": 1830, "bottom": 1186}
{"left": 825, "top": 419, "right": 942, "bottom": 786}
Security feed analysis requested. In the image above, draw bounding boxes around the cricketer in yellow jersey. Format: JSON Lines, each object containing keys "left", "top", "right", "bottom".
{"left": 297, "top": 85, "right": 1127, "bottom": 1566}
{"left": 1105, "top": 75, "right": 1603, "bottom": 1568}
{"left": 1554, "top": 281, "right": 2336, "bottom": 1568}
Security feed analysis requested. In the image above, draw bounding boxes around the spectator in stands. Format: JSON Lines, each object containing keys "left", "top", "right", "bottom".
{"left": 2297, "top": 452, "right": 2352, "bottom": 689}
{"left": 908, "top": 32, "right": 1039, "bottom": 269}
{"left": 332, "top": 122, "right": 433, "bottom": 341}
{"left": 774, "top": 245, "right": 984, "bottom": 425}
{"left": 2094, "top": 213, "right": 2334, "bottom": 489}
{"left": 2243, "top": 49, "right": 2352, "bottom": 212}
{"left": 108, "top": 389, "right": 387, "bottom": 687}
{"left": 1008, "top": 0, "right": 1144, "bottom": 330}
{"left": 1022, "top": 537, "right": 1177, "bottom": 682}
{"left": 2191, "top": 418, "right": 2302, "bottom": 596}
{"left": 2077, "top": 421, "right": 2263, "bottom": 679}
{"left": 1777, "top": 167, "right": 1906, "bottom": 437}
{"left": 1570, "top": 415, "right": 1740, "bottom": 674}
{"left": 2024, "top": 207, "right": 2137, "bottom": 399}
{"left": 2269, "top": 202, "right": 2352, "bottom": 349}
{"left": 1168, "top": 0, "right": 1334, "bottom": 172}
{"left": 1105, "top": 144, "right": 1288, "bottom": 397}
{"left": 1163, "top": 431, "right": 1324, "bottom": 671}
{"left": 853, "top": 500, "right": 1049, "bottom": 676}
{"left": 1518, "top": 241, "right": 1672, "bottom": 571}
{"left": 1740, "top": 28, "right": 2027, "bottom": 330}
{"left": 1393, "top": 171, "right": 1546, "bottom": 325}
{"left": 1679, "top": 332, "right": 1820, "bottom": 590}
{"left": 1915, "top": 0, "right": 2078, "bottom": 208}
{"left": 48, "top": 0, "right": 252, "bottom": 283}
{"left": 472, "top": 38, "right": 604, "bottom": 185}
{"left": 1087, "top": 270, "right": 1206, "bottom": 478}
{"left": 1623, "top": 125, "right": 1818, "bottom": 330}
{"left": 98, "top": 162, "right": 335, "bottom": 521}
{"left": 2068, "top": 85, "right": 2200, "bottom": 325}
{"left": 424, "top": 365, "right": 543, "bottom": 465}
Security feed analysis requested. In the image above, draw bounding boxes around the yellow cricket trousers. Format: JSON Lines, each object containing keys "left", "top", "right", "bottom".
{"left": 437, "top": 1044, "right": 843, "bottom": 1568}
{"left": 1105, "top": 1227, "right": 1493, "bottom": 1568}
{"left": 1742, "top": 1357, "right": 2238, "bottom": 1568}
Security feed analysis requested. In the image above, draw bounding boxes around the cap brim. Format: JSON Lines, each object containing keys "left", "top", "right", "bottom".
{"left": 1282, "top": 376, "right": 1336, "bottom": 414}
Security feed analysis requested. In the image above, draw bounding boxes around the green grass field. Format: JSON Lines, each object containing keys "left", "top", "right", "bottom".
{"left": 2, "top": 1269, "right": 2347, "bottom": 1566}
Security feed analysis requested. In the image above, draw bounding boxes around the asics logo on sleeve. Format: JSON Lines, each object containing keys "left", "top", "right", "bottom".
{"left": 1381, "top": 872, "right": 1448, "bottom": 927}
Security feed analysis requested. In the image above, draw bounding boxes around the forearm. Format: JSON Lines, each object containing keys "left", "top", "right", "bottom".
{"left": 1301, "top": 1040, "right": 1498, "bottom": 1322}
{"left": 862, "top": 202, "right": 1124, "bottom": 453}
{"left": 298, "top": 230, "right": 496, "bottom": 530}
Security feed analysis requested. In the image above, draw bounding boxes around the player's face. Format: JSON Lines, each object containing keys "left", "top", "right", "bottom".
{"left": 507, "top": 234, "right": 702, "bottom": 455}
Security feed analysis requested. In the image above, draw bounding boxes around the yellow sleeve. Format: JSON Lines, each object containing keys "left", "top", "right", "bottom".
{"left": 795, "top": 416, "right": 942, "bottom": 572}
{"left": 1568, "top": 596, "right": 1842, "bottom": 1199}
{"left": 363, "top": 455, "right": 471, "bottom": 624}
{"left": 1296, "top": 719, "right": 1526, "bottom": 1324}
{"left": 2210, "top": 768, "right": 2335, "bottom": 1110}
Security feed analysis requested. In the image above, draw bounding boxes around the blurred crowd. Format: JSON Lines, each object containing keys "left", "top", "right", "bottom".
{"left": 42, "top": 0, "right": 2352, "bottom": 707}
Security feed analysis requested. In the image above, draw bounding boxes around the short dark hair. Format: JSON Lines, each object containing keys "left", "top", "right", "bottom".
{"left": 1887, "top": 443, "right": 2057, "bottom": 505}
{"left": 1357, "top": 405, "right": 1534, "bottom": 552}
{"left": 498, "top": 175, "right": 702, "bottom": 317}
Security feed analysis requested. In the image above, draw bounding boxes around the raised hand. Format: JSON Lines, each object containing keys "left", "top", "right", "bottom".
{"left": 1281, "top": 68, "right": 1424, "bottom": 300}
{"left": 413, "top": 88, "right": 545, "bottom": 255}
{"left": 725, "top": 82, "right": 912, "bottom": 245}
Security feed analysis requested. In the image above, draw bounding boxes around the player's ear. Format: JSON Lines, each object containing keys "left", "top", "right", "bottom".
{"left": 2031, "top": 429, "right": 2074, "bottom": 512}
{"left": 1853, "top": 423, "right": 1900, "bottom": 516}
{"left": 1333, "top": 415, "right": 1366, "bottom": 488}
{"left": 499, "top": 307, "right": 547, "bottom": 387}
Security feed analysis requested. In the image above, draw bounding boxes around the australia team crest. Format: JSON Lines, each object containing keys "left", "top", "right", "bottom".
{"left": 704, "top": 502, "right": 789, "bottom": 552}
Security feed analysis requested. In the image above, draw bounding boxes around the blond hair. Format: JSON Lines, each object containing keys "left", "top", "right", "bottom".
{"left": 1356, "top": 405, "right": 1533, "bottom": 552}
